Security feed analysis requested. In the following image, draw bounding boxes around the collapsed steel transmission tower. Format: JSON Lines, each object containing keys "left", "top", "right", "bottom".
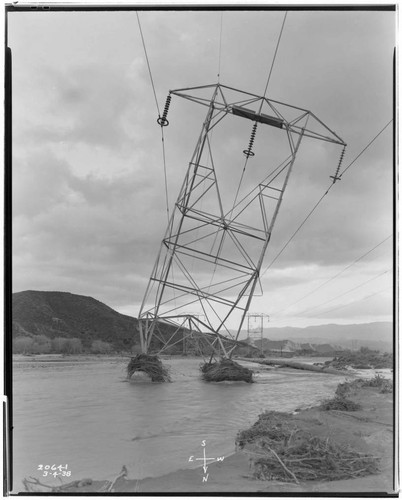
{"left": 138, "top": 83, "right": 346, "bottom": 357}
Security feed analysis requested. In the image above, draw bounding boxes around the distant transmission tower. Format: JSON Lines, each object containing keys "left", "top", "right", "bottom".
{"left": 247, "top": 313, "right": 270, "bottom": 352}
{"left": 138, "top": 83, "right": 346, "bottom": 358}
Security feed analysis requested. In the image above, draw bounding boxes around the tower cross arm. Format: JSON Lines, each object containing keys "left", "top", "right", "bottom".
{"left": 169, "top": 83, "right": 346, "bottom": 146}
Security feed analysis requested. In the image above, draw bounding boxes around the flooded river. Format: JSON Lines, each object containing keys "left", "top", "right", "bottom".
{"left": 11, "top": 356, "right": 345, "bottom": 492}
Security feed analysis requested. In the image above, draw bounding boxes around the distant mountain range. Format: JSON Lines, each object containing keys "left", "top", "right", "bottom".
{"left": 243, "top": 322, "right": 393, "bottom": 353}
{"left": 252, "top": 338, "right": 345, "bottom": 354}
{"left": 12, "top": 290, "right": 393, "bottom": 353}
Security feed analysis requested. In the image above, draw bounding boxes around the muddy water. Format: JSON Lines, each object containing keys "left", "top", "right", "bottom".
{"left": 11, "top": 356, "right": 344, "bottom": 492}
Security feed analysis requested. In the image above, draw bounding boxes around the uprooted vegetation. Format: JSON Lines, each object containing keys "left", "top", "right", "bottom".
{"left": 127, "top": 353, "right": 171, "bottom": 382}
{"left": 329, "top": 347, "right": 393, "bottom": 370}
{"left": 335, "top": 374, "right": 393, "bottom": 397}
{"left": 319, "top": 396, "right": 362, "bottom": 411}
{"left": 236, "top": 411, "right": 380, "bottom": 483}
{"left": 200, "top": 358, "right": 253, "bottom": 383}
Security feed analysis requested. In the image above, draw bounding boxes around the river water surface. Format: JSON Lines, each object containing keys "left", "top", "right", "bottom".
{"left": 12, "top": 356, "right": 345, "bottom": 492}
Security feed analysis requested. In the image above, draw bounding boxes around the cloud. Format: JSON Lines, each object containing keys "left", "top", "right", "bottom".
{"left": 10, "top": 9, "right": 394, "bottom": 326}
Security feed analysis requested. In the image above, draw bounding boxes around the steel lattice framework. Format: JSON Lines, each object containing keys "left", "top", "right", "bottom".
{"left": 138, "top": 83, "right": 346, "bottom": 357}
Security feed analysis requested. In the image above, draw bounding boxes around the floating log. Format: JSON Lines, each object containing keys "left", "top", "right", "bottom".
{"left": 236, "top": 357, "right": 351, "bottom": 376}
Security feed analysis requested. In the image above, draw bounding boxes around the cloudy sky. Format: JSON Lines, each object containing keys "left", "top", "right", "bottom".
{"left": 9, "top": 7, "right": 394, "bottom": 329}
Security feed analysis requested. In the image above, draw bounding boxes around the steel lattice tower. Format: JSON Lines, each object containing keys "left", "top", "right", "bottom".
{"left": 138, "top": 83, "right": 346, "bottom": 357}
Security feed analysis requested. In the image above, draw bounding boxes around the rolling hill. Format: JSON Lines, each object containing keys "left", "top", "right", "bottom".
{"left": 12, "top": 290, "right": 138, "bottom": 350}
{"left": 11, "top": 290, "right": 253, "bottom": 355}
{"left": 12, "top": 290, "right": 393, "bottom": 354}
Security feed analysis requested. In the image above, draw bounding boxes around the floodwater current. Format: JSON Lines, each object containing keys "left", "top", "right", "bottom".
{"left": 11, "top": 356, "right": 346, "bottom": 492}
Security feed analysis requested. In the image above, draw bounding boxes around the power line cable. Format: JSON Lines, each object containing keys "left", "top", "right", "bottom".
{"left": 136, "top": 12, "right": 170, "bottom": 222}
{"left": 314, "top": 285, "right": 392, "bottom": 318}
{"left": 232, "top": 13, "right": 288, "bottom": 213}
{"left": 261, "top": 119, "right": 393, "bottom": 276}
{"left": 262, "top": 188, "right": 330, "bottom": 276}
{"left": 136, "top": 12, "right": 161, "bottom": 117}
{"left": 217, "top": 12, "right": 223, "bottom": 82}
{"left": 262, "top": 12, "right": 288, "bottom": 100}
{"left": 160, "top": 128, "right": 170, "bottom": 222}
{"left": 299, "top": 269, "right": 390, "bottom": 317}
{"left": 274, "top": 233, "right": 392, "bottom": 315}
{"left": 338, "top": 120, "right": 392, "bottom": 178}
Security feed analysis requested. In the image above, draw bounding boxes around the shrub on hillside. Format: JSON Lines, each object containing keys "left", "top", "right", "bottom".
{"left": 13, "top": 335, "right": 53, "bottom": 354}
{"left": 31, "top": 334, "right": 52, "bottom": 354}
{"left": 51, "top": 336, "right": 83, "bottom": 354}
{"left": 62, "top": 338, "right": 83, "bottom": 354}
{"left": 13, "top": 336, "right": 34, "bottom": 354}
{"left": 91, "top": 340, "right": 112, "bottom": 354}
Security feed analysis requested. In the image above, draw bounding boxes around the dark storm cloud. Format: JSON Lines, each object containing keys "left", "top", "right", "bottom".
{"left": 10, "top": 9, "right": 394, "bottom": 325}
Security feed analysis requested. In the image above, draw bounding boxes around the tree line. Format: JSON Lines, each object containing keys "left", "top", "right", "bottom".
{"left": 13, "top": 334, "right": 114, "bottom": 354}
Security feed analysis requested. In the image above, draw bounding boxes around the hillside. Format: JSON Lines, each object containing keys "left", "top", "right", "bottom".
{"left": 12, "top": 290, "right": 138, "bottom": 350}
{"left": 11, "top": 291, "right": 254, "bottom": 355}
{"left": 12, "top": 291, "right": 393, "bottom": 354}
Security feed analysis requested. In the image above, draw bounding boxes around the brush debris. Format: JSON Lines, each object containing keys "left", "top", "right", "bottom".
{"left": 201, "top": 358, "right": 253, "bottom": 383}
{"left": 237, "top": 411, "right": 380, "bottom": 483}
{"left": 127, "top": 354, "right": 170, "bottom": 382}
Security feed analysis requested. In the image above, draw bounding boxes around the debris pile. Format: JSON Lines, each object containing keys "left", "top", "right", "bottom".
{"left": 200, "top": 358, "right": 253, "bottom": 383}
{"left": 335, "top": 374, "right": 393, "bottom": 397}
{"left": 329, "top": 349, "right": 392, "bottom": 370}
{"left": 237, "top": 411, "right": 380, "bottom": 483}
{"left": 319, "top": 396, "right": 362, "bottom": 411}
{"left": 127, "top": 354, "right": 170, "bottom": 382}
{"left": 361, "top": 374, "right": 393, "bottom": 393}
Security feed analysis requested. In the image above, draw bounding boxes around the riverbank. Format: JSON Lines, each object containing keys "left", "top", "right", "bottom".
{"left": 30, "top": 377, "right": 394, "bottom": 494}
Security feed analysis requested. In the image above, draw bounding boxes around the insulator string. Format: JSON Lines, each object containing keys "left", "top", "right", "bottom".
{"left": 136, "top": 12, "right": 171, "bottom": 221}
{"left": 330, "top": 145, "right": 346, "bottom": 183}
{"left": 243, "top": 122, "right": 258, "bottom": 157}
{"left": 157, "top": 94, "right": 172, "bottom": 127}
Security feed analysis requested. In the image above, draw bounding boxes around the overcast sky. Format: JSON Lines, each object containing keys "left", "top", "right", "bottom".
{"left": 9, "top": 7, "right": 394, "bottom": 329}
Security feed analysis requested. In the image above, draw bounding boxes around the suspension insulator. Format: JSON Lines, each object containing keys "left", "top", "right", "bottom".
{"left": 330, "top": 145, "right": 346, "bottom": 183}
{"left": 157, "top": 94, "right": 172, "bottom": 127}
{"left": 243, "top": 122, "right": 258, "bottom": 158}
